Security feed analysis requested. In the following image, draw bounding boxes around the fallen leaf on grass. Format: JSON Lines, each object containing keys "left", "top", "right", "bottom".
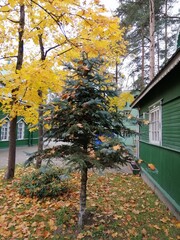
{"left": 113, "top": 214, "right": 122, "bottom": 220}
{"left": 141, "top": 228, "right": 147, "bottom": 235}
{"left": 153, "top": 224, "right": 161, "bottom": 230}
{"left": 77, "top": 233, "right": 85, "bottom": 239}
{"left": 128, "top": 227, "right": 138, "bottom": 236}
{"left": 132, "top": 209, "right": 140, "bottom": 214}
{"left": 111, "top": 232, "right": 118, "bottom": 238}
{"left": 176, "top": 222, "right": 180, "bottom": 228}
{"left": 160, "top": 217, "right": 169, "bottom": 223}
{"left": 48, "top": 219, "right": 57, "bottom": 231}
{"left": 126, "top": 214, "right": 132, "bottom": 221}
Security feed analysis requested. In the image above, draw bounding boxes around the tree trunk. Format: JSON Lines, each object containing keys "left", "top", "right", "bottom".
{"left": 157, "top": 33, "right": 160, "bottom": 72}
{"left": 141, "top": 30, "right": 145, "bottom": 90}
{"left": 35, "top": 33, "right": 46, "bottom": 168}
{"left": 4, "top": 117, "right": 17, "bottom": 179}
{"left": 149, "top": 0, "right": 155, "bottom": 81}
{"left": 164, "top": 0, "right": 168, "bottom": 63}
{"left": 5, "top": 4, "right": 25, "bottom": 179}
{"left": 115, "top": 61, "right": 118, "bottom": 86}
{"left": 36, "top": 91, "right": 44, "bottom": 168}
{"left": 78, "top": 166, "right": 88, "bottom": 228}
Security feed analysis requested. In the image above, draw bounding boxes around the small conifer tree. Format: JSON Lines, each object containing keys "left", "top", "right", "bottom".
{"left": 43, "top": 52, "right": 135, "bottom": 228}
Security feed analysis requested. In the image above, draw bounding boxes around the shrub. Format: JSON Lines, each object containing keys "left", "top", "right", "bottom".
{"left": 18, "top": 167, "right": 69, "bottom": 199}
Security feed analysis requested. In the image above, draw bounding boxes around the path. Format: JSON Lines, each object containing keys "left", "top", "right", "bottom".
{"left": 0, "top": 142, "right": 133, "bottom": 174}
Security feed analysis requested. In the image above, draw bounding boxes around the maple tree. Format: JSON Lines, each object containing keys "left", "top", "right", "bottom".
{"left": 0, "top": 0, "right": 126, "bottom": 178}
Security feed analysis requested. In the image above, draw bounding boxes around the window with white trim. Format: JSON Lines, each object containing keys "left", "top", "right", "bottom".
{"left": 1, "top": 121, "right": 9, "bottom": 141}
{"left": 149, "top": 102, "right": 162, "bottom": 145}
{"left": 17, "top": 121, "right": 25, "bottom": 140}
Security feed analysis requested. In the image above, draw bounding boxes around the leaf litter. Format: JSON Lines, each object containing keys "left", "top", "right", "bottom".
{"left": 0, "top": 167, "right": 179, "bottom": 239}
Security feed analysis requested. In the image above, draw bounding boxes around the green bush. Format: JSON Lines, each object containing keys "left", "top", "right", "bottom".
{"left": 18, "top": 167, "right": 69, "bottom": 199}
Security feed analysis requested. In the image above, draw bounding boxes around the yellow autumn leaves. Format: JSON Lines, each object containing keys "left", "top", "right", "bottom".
{"left": 110, "top": 91, "right": 134, "bottom": 110}
{"left": 138, "top": 159, "right": 156, "bottom": 171}
{"left": 0, "top": 0, "right": 127, "bottom": 127}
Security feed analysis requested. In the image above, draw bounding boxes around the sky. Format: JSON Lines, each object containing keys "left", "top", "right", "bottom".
{"left": 100, "top": 0, "right": 119, "bottom": 11}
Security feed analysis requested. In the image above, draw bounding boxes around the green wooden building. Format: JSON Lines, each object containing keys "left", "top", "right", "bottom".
{"left": 0, "top": 113, "right": 38, "bottom": 148}
{"left": 131, "top": 48, "right": 180, "bottom": 219}
{"left": 122, "top": 90, "right": 139, "bottom": 150}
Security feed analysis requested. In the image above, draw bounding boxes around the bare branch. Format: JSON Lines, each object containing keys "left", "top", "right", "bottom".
{"left": 56, "top": 47, "right": 73, "bottom": 57}
{"left": 0, "top": 56, "right": 18, "bottom": 60}
{"left": 161, "top": 14, "right": 180, "bottom": 20}
{"left": 45, "top": 44, "right": 62, "bottom": 58}
{"left": 7, "top": 18, "right": 20, "bottom": 24}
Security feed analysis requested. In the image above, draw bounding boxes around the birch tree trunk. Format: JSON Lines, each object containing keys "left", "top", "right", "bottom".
{"left": 78, "top": 166, "right": 88, "bottom": 228}
{"left": 149, "top": 0, "right": 155, "bottom": 81}
{"left": 5, "top": 4, "right": 25, "bottom": 179}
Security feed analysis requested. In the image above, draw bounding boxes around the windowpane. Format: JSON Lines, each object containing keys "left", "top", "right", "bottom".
{"left": 1, "top": 122, "right": 9, "bottom": 140}
{"left": 149, "top": 106, "right": 161, "bottom": 145}
{"left": 17, "top": 121, "right": 25, "bottom": 140}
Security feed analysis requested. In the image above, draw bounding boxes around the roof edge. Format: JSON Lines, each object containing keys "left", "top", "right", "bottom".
{"left": 131, "top": 48, "right": 180, "bottom": 107}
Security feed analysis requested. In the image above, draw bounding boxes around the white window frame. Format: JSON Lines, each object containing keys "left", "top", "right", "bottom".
{"left": 17, "top": 120, "right": 25, "bottom": 140}
{"left": 1, "top": 120, "right": 10, "bottom": 141}
{"left": 149, "top": 100, "right": 162, "bottom": 145}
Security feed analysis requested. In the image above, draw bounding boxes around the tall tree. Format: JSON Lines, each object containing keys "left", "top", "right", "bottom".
{"left": 115, "top": 0, "right": 179, "bottom": 89}
{"left": 5, "top": 3, "right": 25, "bottom": 179}
{"left": 149, "top": 0, "right": 155, "bottom": 80}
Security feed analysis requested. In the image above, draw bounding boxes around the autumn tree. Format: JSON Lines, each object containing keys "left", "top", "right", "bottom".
{"left": 1, "top": 3, "right": 25, "bottom": 179}
{"left": 37, "top": 53, "right": 135, "bottom": 228}
{"left": 0, "top": 0, "right": 126, "bottom": 177}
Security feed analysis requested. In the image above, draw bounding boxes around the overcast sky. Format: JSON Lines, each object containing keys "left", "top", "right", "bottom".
{"left": 101, "top": 0, "right": 118, "bottom": 11}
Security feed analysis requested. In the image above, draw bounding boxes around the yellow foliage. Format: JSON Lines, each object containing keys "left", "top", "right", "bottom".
{"left": 110, "top": 92, "right": 134, "bottom": 110}
{"left": 0, "top": 0, "right": 127, "bottom": 126}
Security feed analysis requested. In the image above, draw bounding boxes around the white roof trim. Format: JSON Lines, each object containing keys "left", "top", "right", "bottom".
{"left": 17, "top": 118, "right": 26, "bottom": 124}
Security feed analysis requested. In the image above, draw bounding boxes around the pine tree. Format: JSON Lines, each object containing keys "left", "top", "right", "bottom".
{"left": 42, "top": 53, "right": 135, "bottom": 228}
{"left": 115, "top": 0, "right": 179, "bottom": 89}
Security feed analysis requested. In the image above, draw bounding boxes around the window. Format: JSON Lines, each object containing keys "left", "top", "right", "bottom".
{"left": 149, "top": 101, "right": 162, "bottom": 145}
{"left": 17, "top": 121, "right": 25, "bottom": 140}
{"left": 1, "top": 121, "right": 9, "bottom": 141}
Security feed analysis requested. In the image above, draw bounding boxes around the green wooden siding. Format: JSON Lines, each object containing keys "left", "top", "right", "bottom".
{"left": 0, "top": 113, "right": 38, "bottom": 148}
{"left": 0, "top": 137, "right": 38, "bottom": 148}
{"left": 132, "top": 53, "right": 180, "bottom": 216}
{"left": 162, "top": 97, "right": 180, "bottom": 151}
{"left": 140, "top": 141, "right": 180, "bottom": 208}
{"left": 139, "top": 115, "right": 149, "bottom": 142}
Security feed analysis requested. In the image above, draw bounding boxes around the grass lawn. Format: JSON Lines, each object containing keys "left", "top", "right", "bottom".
{"left": 0, "top": 166, "right": 179, "bottom": 239}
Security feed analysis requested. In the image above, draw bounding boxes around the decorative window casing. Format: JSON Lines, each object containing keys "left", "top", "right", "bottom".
{"left": 17, "top": 120, "right": 25, "bottom": 140}
{"left": 1, "top": 121, "right": 10, "bottom": 141}
{"left": 149, "top": 101, "right": 162, "bottom": 145}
